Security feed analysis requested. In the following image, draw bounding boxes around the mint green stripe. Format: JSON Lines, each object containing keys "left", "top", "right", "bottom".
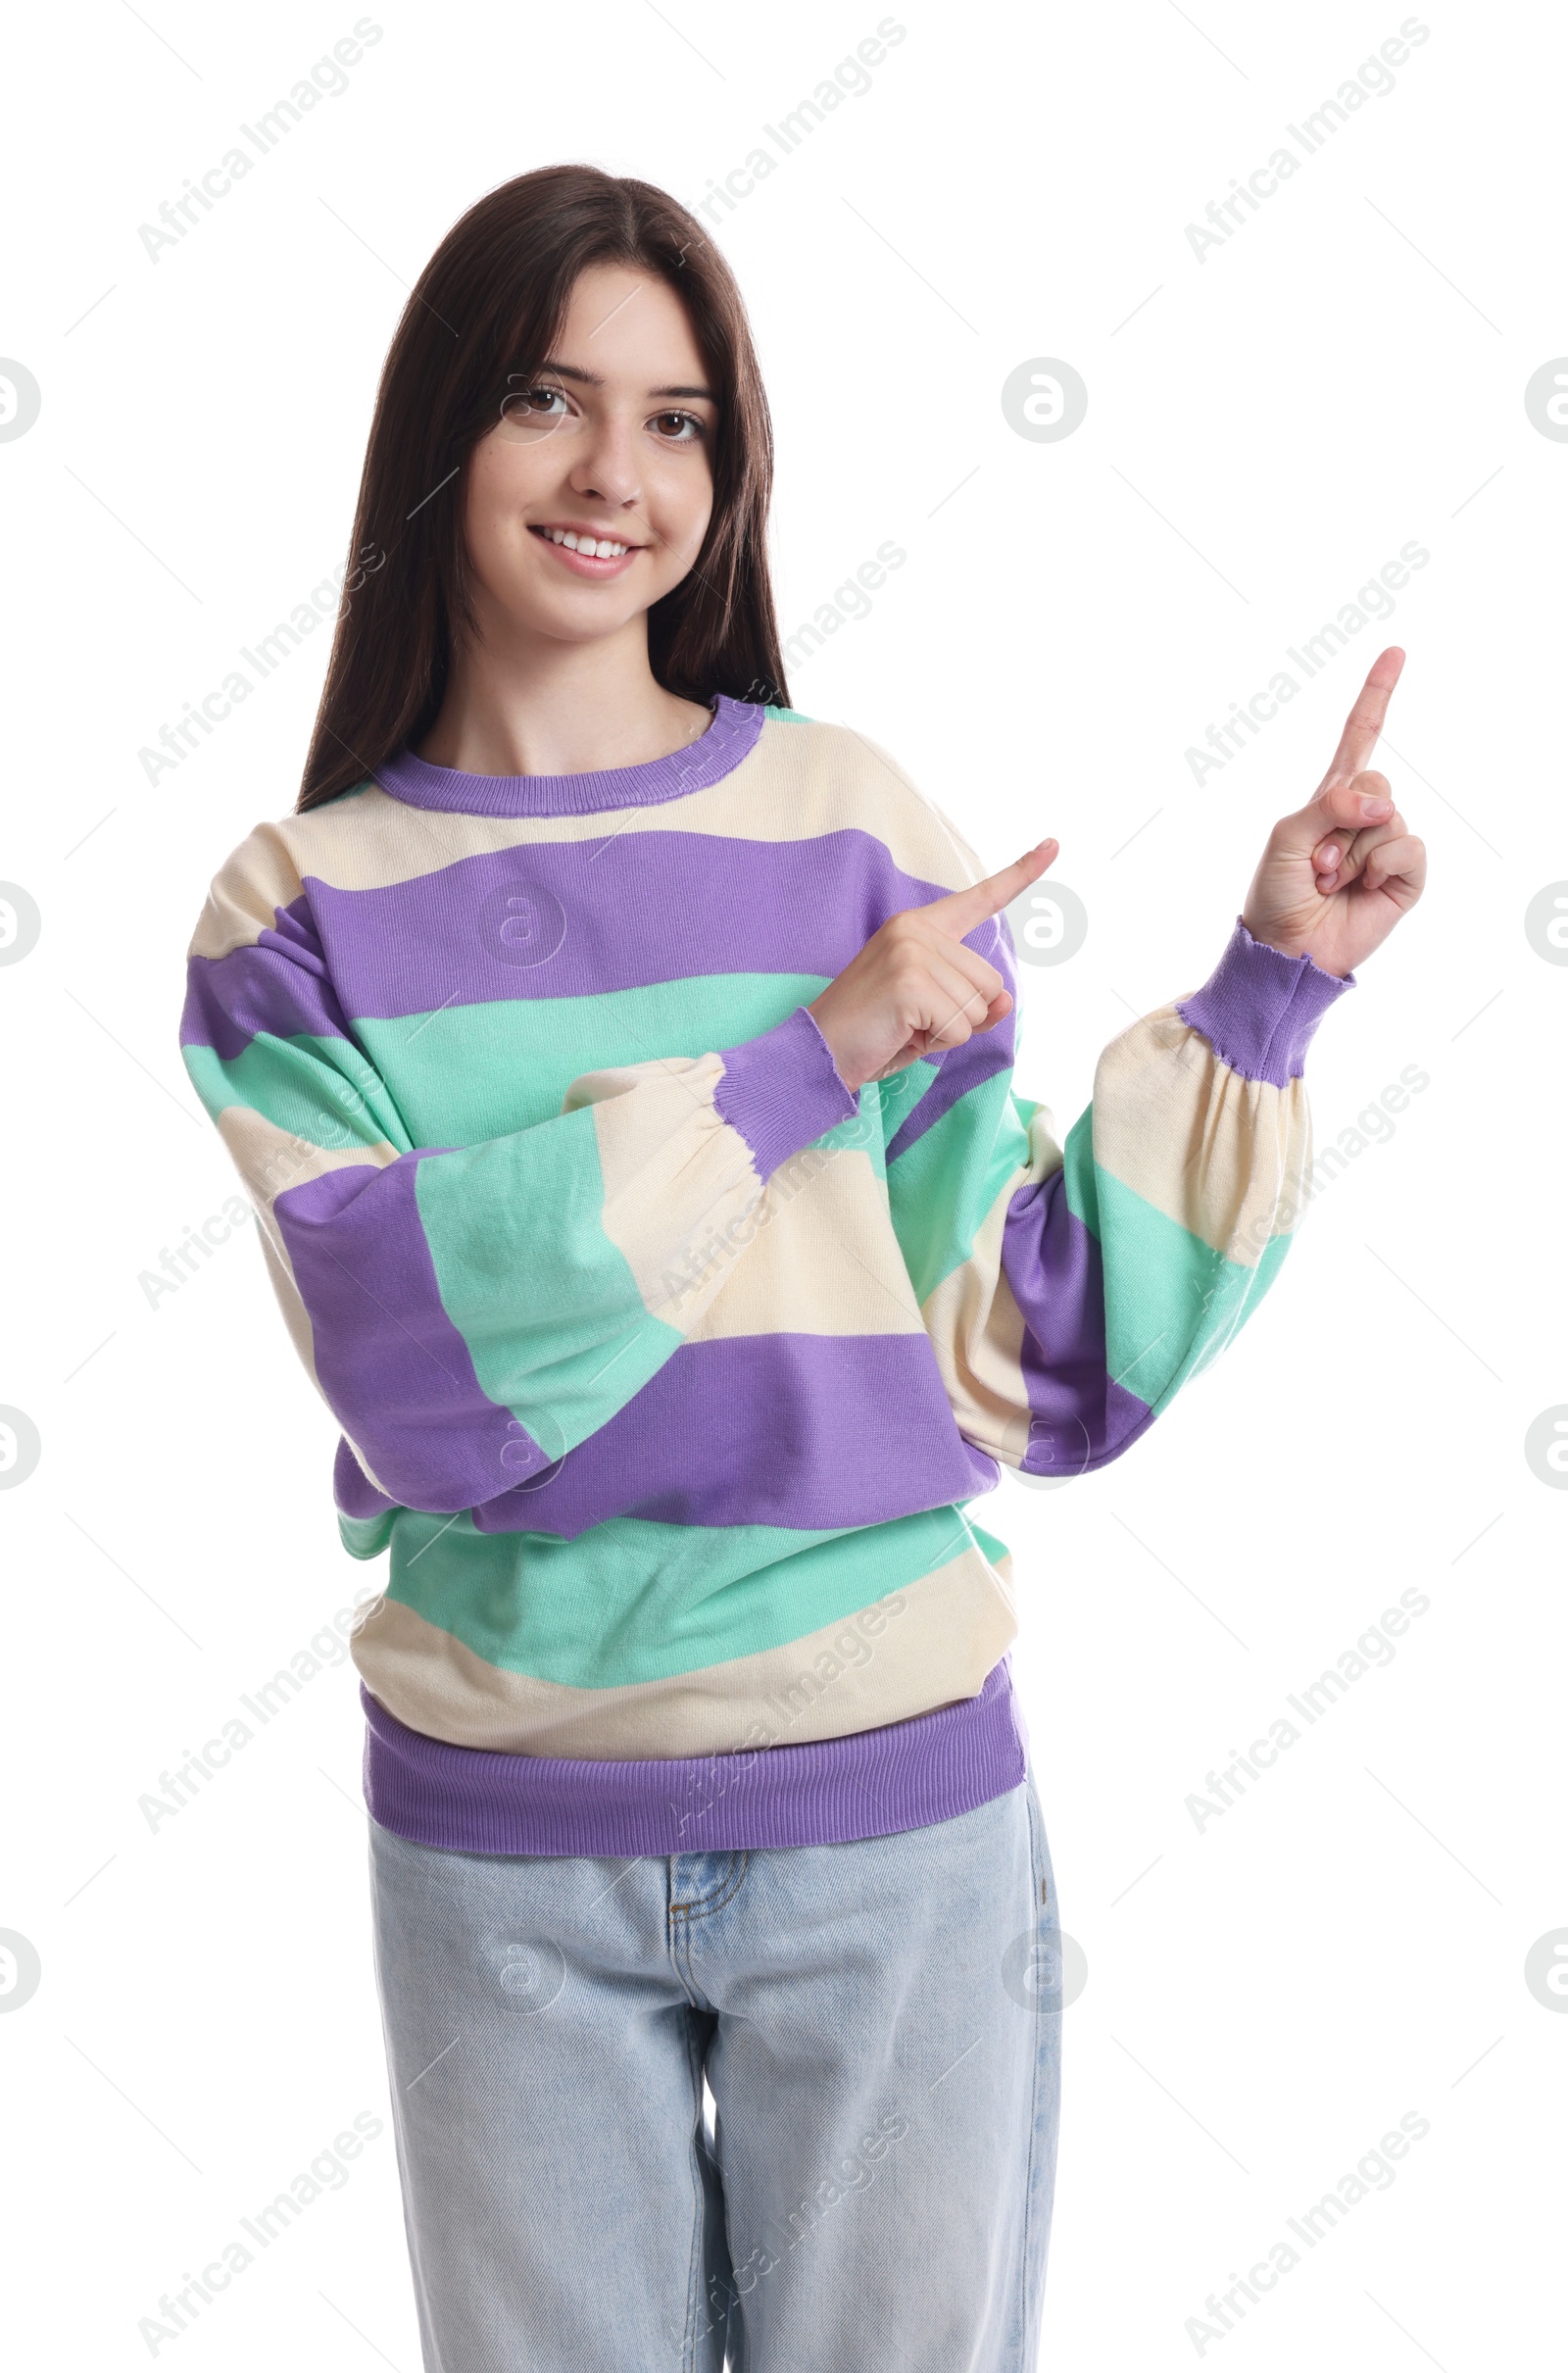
{"left": 965, "top": 1514, "right": 1010, "bottom": 1567}
{"left": 360, "top": 972, "right": 830, "bottom": 1143}
{"left": 1061, "top": 1108, "right": 1100, "bottom": 1240}
{"left": 873, "top": 1053, "right": 939, "bottom": 1156}
{"left": 413, "top": 1103, "right": 681, "bottom": 1455}
{"left": 383, "top": 1504, "right": 980, "bottom": 1688}
{"left": 814, "top": 1103, "right": 886, "bottom": 1164}
{"left": 182, "top": 1035, "right": 411, "bottom": 1155}
{"left": 1080, "top": 1160, "right": 1291, "bottom": 1410}
{"left": 885, "top": 1070, "right": 1030, "bottom": 1300}
{"left": 339, "top": 1508, "right": 396, "bottom": 1559}
{"left": 188, "top": 973, "right": 838, "bottom": 1155}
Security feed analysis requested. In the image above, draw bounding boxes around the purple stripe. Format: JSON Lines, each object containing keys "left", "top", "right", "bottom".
{"left": 713, "top": 1006, "right": 859, "bottom": 1180}
{"left": 359, "top": 1657, "right": 1028, "bottom": 1854}
{"left": 372, "top": 692, "right": 763, "bottom": 817}
{"left": 462, "top": 1333, "right": 999, "bottom": 1538}
{"left": 274, "top": 1158, "right": 552, "bottom": 1511}
{"left": 1004, "top": 1171, "right": 1152, "bottom": 1478}
{"left": 335, "top": 1433, "right": 397, "bottom": 1519}
{"left": 1177, "top": 915, "right": 1354, "bottom": 1088}
{"left": 180, "top": 898, "right": 353, "bottom": 1059}
{"left": 301, "top": 828, "right": 970, "bottom": 1020}
{"left": 883, "top": 1013, "right": 1016, "bottom": 1164}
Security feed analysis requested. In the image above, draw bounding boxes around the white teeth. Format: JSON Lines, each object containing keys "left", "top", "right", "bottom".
{"left": 546, "top": 527, "right": 628, "bottom": 558}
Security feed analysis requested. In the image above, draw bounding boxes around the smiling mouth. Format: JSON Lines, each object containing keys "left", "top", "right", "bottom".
{"left": 528, "top": 524, "right": 641, "bottom": 560}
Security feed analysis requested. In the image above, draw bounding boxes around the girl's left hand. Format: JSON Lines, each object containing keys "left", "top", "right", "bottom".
{"left": 1240, "top": 645, "right": 1427, "bottom": 978}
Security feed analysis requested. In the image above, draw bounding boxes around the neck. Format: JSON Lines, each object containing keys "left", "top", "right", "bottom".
{"left": 416, "top": 606, "right": 711, "bottom": 778}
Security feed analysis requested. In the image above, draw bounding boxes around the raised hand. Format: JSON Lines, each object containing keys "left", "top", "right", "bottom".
{"left": 1240, "top": 646, "right": 1427, "bottom": 978}
{"left": 808, "top": 840, "right": 1057, "bottom": 1091}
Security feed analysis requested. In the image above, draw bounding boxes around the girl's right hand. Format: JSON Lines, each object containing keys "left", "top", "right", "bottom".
{"left": 807, "top": 839, "right": 1058, "bottom": 1092}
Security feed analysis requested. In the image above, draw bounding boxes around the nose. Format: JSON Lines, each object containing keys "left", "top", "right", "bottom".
{"left": 567, "top": 408, "right": 643, "bottom": 513}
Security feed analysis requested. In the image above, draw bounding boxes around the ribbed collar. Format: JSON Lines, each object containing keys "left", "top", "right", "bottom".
{"left": 371, "top": 692, "right": 765, "bottom": 817}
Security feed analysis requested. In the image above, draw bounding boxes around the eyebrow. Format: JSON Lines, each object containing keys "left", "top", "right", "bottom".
{"left": 533, "top": 360, "right": 717, "bottom": 403}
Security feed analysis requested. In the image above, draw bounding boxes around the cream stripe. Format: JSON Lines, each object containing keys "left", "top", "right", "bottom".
{"left": 1092, "top": 1007, "right": 1311, "bottom": 1254}
{"left": 188, "top": 820, "right": 308, "bottom": 961}
{"left": 571, "top": 1057, "right": 923, "bottom": 1337}
{"left": 569, "top": 1052, "right": 763, "bottom": 1328}
{"left": 687, "top": 1144, "right": 924, "bottom": 1343}
{"left": 188, "top": 720, "right": 993, "bottom": 957}
{"left": 214, "top": 1102, "right": 401, "bottom": 1212}
{"left": 351, "top": 1537, "right": 1018, "bottom": 1757}
{"left": 917, "top": 1099, "right": 1063, "bottom": 1465}
{"left": 920, "top": 1187, "right": 1034, "bottom": 1468}
{"left": 254, "top": 1213, "right": 320, "bottom": 1384}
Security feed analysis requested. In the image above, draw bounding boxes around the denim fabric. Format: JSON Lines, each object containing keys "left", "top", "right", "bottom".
{"left": 368, "top": 1767, "right": 1061, "bottom": 2370}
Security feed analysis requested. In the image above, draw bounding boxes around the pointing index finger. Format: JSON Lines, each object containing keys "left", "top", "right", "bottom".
{"left": 929, "top": 840, "right": 1057, "bottom": 938}
{"left": 1316, "top": 645, "right": 1405, "bottom": 792}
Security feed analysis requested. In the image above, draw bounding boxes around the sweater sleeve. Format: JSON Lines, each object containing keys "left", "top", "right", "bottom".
{"left": 881, "top": 911, "right": 1353, "bottom": 1481}
{"left": 178, "top": 827, "right": 859, "bottom": 1516}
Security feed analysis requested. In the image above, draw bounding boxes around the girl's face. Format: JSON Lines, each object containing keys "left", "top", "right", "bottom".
{"left": 463, "top": 262, "right": 718, "bottom": 650}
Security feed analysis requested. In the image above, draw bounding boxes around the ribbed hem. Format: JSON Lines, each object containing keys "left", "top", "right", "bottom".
{"left": 1176, "top": 915, "right": 1354, "bottom": 1086}
{"left": 712, "top": 1004, "right": 861, "bottom": 1181}
{"left": 370, "top": 692, "right": 764, "bottom": 816}
{"left": 360, "top": 1658, "right": 1028, "bottom": 1855}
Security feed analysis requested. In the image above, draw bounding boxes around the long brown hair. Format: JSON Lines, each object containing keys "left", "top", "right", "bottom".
{"left": 296, "top": 166, "right": 788, "bottom": 813}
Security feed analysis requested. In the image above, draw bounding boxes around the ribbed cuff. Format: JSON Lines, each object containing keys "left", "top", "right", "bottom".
{"left": 1176, "top": 916, "right": 1354, "bottom": 1087}
{"left": 713, "top": 1005, "right": 861, "bottom": 1179}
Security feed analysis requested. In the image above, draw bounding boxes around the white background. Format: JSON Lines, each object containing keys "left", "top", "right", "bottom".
{"left": 2, "top": 1, "right": 1563, "bottom": 2364}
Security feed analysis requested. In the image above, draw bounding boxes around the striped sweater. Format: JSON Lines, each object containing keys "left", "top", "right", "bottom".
{"left": 179, "top": 693, "right": 1351, "bottom": 1854}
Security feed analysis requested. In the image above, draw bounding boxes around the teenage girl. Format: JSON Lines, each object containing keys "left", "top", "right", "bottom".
{"left": 179, "top": 165, "right": 1425, "bottom": 2372}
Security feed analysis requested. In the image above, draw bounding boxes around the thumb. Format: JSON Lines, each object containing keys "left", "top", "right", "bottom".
{"left": 1274, "top": 774, "right": 1395, "bottom": 859}
{"left": 926, "top": 839, "right": 1057, "bottom": 940}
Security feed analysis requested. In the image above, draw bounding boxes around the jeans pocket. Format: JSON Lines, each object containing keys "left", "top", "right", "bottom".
{"left": 1023, "top": 1762, "right": 1058, "bottom": 1928}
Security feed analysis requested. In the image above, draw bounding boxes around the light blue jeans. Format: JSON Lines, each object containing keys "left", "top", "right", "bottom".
{"left": 368, "top": 1769, "right": 1061, "bottom": 2370}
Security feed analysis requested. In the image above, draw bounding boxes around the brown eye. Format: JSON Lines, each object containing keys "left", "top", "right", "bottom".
{"left": 653, "top": 411, "right": 703, "bottom": 441}
{"left": 500, "top": 386, "right": 562, "bottom": 420}
{"left": 499, "top": 383, "right": 569, "bottom": 441}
